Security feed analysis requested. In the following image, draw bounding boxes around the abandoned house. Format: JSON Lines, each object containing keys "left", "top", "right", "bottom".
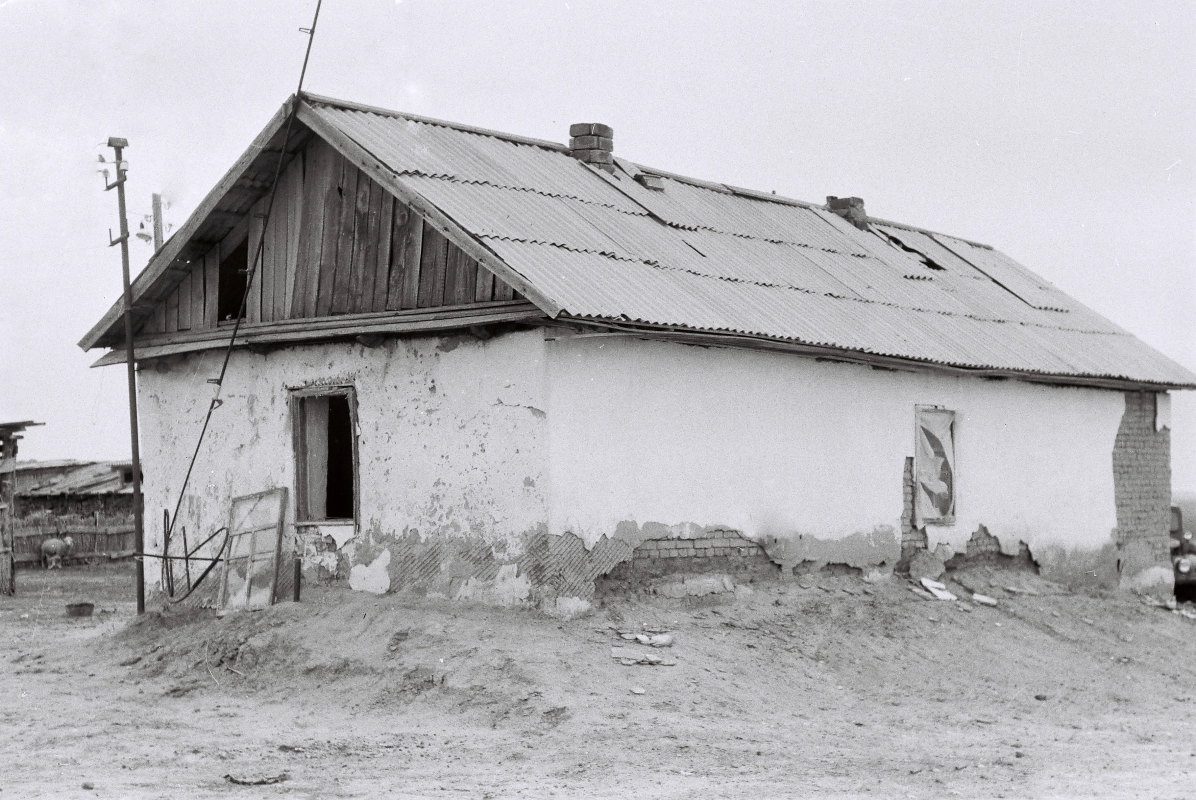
{"left": 78, "top": 93, "right": 1195, "bottom": 609}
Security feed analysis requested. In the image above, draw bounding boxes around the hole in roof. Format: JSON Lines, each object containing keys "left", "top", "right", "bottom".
{"left": 881, "top": 232, "right": 945, "bottom": 271}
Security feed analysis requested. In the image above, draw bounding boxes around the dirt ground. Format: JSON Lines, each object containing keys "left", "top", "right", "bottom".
{"left": 3, "top": 561, "right": 1196, "bottom": 799}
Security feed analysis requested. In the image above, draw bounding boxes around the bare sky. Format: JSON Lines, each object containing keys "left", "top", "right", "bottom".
{"left": 1, "top": 0, "right": 1192, "bottom": 489}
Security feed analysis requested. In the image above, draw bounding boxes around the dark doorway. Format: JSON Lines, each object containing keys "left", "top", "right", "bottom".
{"left": 325, "top": 395, "right": 355, "bottom": 519}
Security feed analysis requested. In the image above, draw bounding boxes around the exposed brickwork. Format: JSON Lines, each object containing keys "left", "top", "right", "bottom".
{"left": 942, "top": 525, "right": 1036, "bottom": 572}
{"left": 1112, "top": 392, "right": 1171, "bottom": 567}
{"left": 900, "top": 456, "right": 927, "bottom": 561}
{"left": 601, "top": 528, "right": 778, "bottom": 585}
{"left": 964, "top": 525, "right": 1002, "bottom": 559}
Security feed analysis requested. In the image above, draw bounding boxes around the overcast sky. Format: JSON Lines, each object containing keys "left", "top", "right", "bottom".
{"left": 0, "top": 0, "right": 1192, "bottom": 491}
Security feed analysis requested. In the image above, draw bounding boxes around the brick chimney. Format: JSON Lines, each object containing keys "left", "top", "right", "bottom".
{"left": 826, "top": 196, "right": 869, "bottom": 231}
{"left": 569, "top": 123, "right": 614, "bottom": 173}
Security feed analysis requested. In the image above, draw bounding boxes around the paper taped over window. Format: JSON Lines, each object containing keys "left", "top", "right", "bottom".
{"left": 915, "top": 407, "right": 956, "bottom": 525}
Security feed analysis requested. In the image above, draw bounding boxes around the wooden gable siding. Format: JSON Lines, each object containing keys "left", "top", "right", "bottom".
{"left": 135, "top": 137, "right": 519, "bottom": 341}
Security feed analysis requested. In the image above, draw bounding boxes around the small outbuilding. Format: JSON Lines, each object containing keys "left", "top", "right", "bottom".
{"left": 10, "top": 461, "right": 137, "bottom": 566}
{"left": 79, "top": 94, "right": 1195, "bottom": 607}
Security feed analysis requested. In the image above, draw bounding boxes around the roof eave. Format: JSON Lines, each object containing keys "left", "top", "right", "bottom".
{"left": 78, "top": 96, "right": 299, "bottom": 352}
{"left": 550, "top": 316, "right": 1196, "bottom": 392}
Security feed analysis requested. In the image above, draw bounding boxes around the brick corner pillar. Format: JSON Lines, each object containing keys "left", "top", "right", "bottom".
{"left": 1112, "top": 391, "right": 1173, "bottom": 594}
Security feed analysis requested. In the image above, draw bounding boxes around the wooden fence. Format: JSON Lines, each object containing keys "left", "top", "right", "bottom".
{"left": 13, "top": 521, "right": 135, "bottom": 566}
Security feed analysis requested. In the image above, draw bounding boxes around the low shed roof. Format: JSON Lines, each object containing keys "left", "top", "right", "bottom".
{"left": 80, "top": 94, "right": 1196, "bottom": 390}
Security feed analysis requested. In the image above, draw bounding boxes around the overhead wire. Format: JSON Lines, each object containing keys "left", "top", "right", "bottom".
{"left": 160, "top": 0, "right": 324, "bottom": 601}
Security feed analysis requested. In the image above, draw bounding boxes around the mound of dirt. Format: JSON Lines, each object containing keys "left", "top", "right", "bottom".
{"left": 6, "top": 563, "right": 1196, "bottom": 798}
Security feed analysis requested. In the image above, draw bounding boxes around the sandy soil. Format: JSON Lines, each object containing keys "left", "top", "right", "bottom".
{"left": 3, "top": 561, "right": 1196, "bottom": 799}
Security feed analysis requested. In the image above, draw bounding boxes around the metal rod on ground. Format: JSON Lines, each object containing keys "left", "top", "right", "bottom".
{"left": 106, "top": 136, "right": 145, "bottom": 615}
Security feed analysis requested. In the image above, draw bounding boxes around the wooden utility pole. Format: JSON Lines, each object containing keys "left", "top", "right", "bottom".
{"left": 104, "top": 137, "right": 145, "bottom": 615}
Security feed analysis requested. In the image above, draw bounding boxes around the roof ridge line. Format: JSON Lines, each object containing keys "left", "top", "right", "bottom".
{"left": 872, "top": 218, "right": 994, "bottom": 250}
{"left": 620, "top": 158, "right": 998, "bottom": 250}
{"left": 301, "top": 92, "right": 571, "bottom": 153}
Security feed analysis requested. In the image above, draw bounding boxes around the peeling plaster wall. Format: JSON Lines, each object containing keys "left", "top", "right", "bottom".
{"left": 137, "top": 327, "right": 1151, "bottom": 604}
{"left": 544, "top": 335, "right": 1126, "bottom": 572}
{"left": 137, "top": 329, "right": 549, "bottom": 593}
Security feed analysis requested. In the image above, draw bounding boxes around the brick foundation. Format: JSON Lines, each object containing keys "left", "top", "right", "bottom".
{"left": 597, "top": 528, "right": 778, "bottom": 590}
{"left": 1112, "top": 391, "right": 1172, "bottom": 578}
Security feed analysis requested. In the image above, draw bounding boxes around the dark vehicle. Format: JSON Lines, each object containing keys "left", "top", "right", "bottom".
{"left": 1172, "top": 506, "right": 1195, "bottom": 592}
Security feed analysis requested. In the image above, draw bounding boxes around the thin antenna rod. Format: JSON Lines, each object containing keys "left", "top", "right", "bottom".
{"left": 296, "top": 0, "right": 323, "bottom": 92}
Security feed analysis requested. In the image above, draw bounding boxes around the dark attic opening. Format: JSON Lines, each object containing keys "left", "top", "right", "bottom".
{"left": 217, "top": 239, "right": 249, "bottom": 322}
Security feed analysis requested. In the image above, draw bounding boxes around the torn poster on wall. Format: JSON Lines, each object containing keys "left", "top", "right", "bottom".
{"left": 915, "top": 406, "right": 956, "bottom": 525}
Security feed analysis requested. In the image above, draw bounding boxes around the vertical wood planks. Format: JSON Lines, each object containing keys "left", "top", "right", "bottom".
{"left": 345, "top": 171, "right": 373, "bottom": 314}
{"left": 388, "top": 203, "right": 423, "bottom": 311}
{"left": 314, "top": 149, "right": 349, "bottom": 317}
{"left": 143, "top": 301, "right": 166, "bottom": 335}
{"left": 416, "top": 222, "right": 448, "bottom": 308}
{"left": 474, "top": 265, "right": 496, "bottom": 303}
{"left": 282, "top": 153, "right": 304, "bottom": 318}
{"left": 445, "top": 243, "right": 475, "bottom": 306}
{"left": 178, "top": 270, "right": 192, "bottom": 330}
{"left": 204, "top": 246, "right": 220, "bottom": 329}
{"left": 190, "top": 259, "right": 206, "bottom": 329}
{"left": 328, "top": 162, "right": 360, "bottom": 315}
{"left": 494, "top": 274, "right": 515, "bottom": 301}
{"left": 369, "top": 191, "right": 394, "bottom": 312}
{"left": 165, "top": 287, "right": 180, "bottom": 333}
{"left": 442, "top": 238, "right": 460, "bottom": 306}
{"left": 260, "top": 196, "right": 278, "bottom": 323}
{"left": 355, "top": 177, "right": 383, "bottom": 313}
{"left": 247, "top": 198, "right": 266, "bottom": 324}
{"left": 294, "top": 139, "right": 335, "bottom": 318}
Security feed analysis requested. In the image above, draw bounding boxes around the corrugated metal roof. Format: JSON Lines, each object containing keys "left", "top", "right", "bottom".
{"left": 304, "top": 97, "right": 1196, "bottom": 388}
{"left": 21, "top": 461, "right": 133, "bottom": 496}
{"left": 88, "top": 95, "right": 1192, "bottom": 389}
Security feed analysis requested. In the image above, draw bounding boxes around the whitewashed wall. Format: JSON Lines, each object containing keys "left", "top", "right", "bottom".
{"left": 544, "top": 334, "right": 1125, "bottom": 562}
{"left": 136, "top": 329, "right": 549, "bottom": 589}
{"left": 137, "top": 327, "right": 1130, "bottom": 594}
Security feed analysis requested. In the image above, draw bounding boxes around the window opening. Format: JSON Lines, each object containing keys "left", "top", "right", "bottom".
{"left": 217, "top": 239, "right": 249, "bottom": 322}
{"left": 294, "top": 390, "right": 357, "bottom": 522}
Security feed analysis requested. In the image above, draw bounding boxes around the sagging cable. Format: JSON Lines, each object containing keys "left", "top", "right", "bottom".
{"left": 159, "top": 1, "right": 323, "bottom": 602}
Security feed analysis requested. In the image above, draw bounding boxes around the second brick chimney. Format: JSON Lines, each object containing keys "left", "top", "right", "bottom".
{"left": 826, "top": 196, "right": 869, "bottom": 231}
{"left": 569, "top": 123, "right": 614, "bottom": 173}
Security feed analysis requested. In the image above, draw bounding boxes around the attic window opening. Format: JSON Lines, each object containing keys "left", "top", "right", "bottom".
{"left": 883, "top": 232, "right": 945, "bottom": 271}
{"left": 294, "top": 389, "right": 357, "bottom": 523}
{"left": 217, "top": 239, "right": 249, "bottom": 322}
